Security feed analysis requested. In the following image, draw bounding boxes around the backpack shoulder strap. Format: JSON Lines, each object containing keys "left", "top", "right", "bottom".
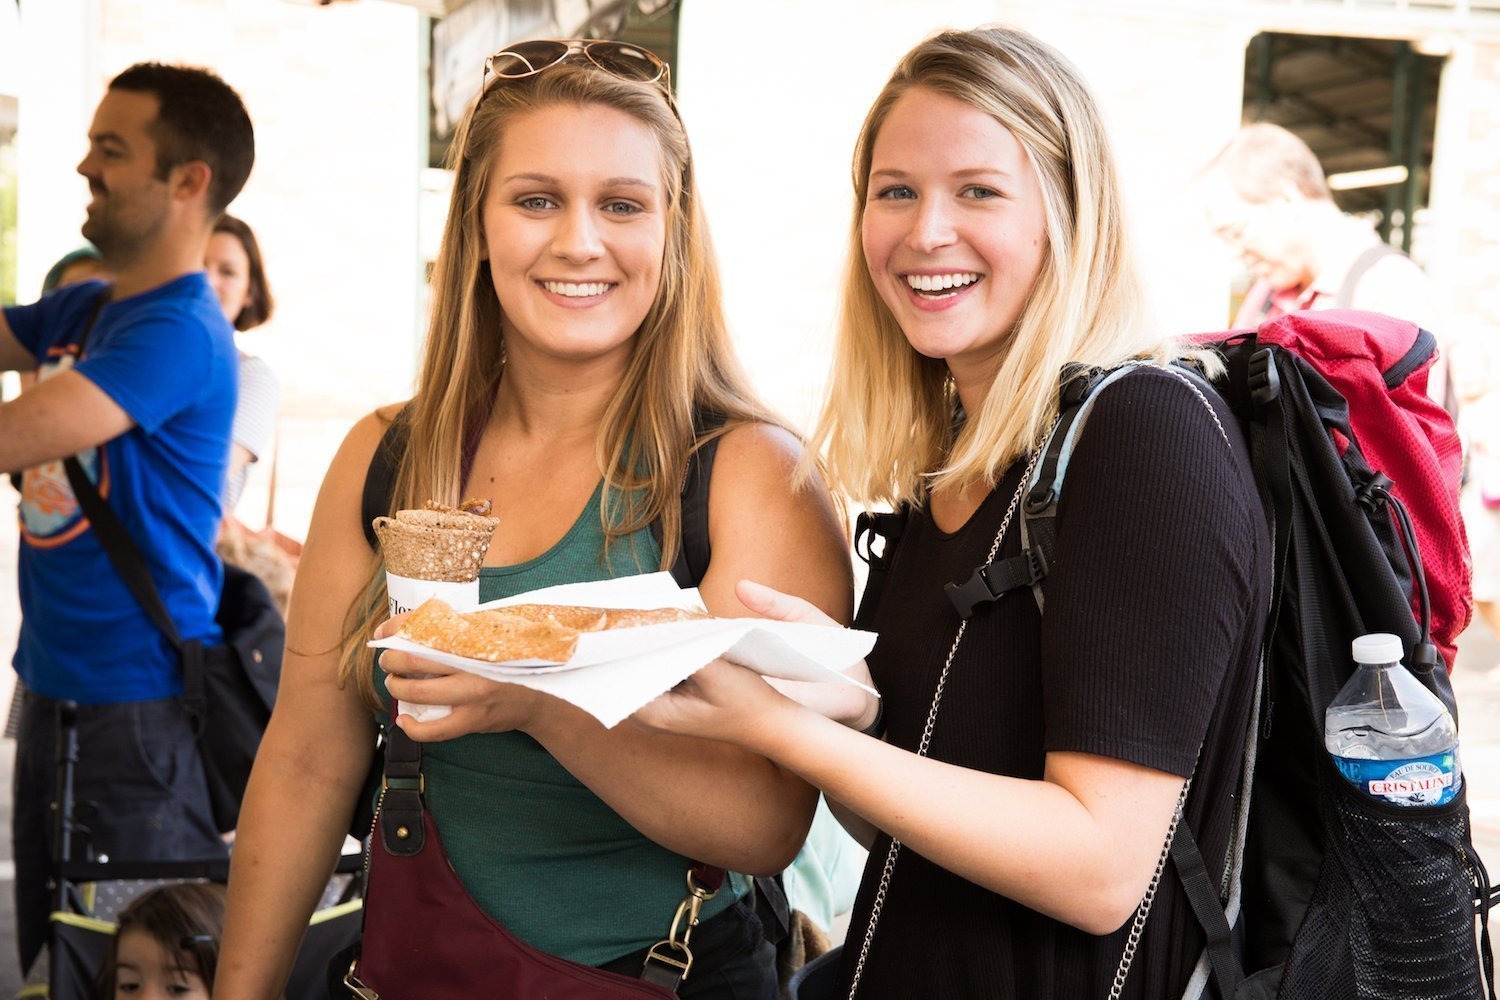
{"left": 1016, "top": 363, "right": 1230, "bottom": 615}
{"left": 361, "top": 407, "right": 412, "bottom": 551}
{"left": 1335, "top": 244, "right": 1404, "bottom": 310}
{"left": 1003, "top": 363, "right": 1150, "bottom": 617}
{"left": 662, "top": 412, "right": 724, "bottom": 588}
{"left": 854, "top": 506, "right": 911, "bottom": 630}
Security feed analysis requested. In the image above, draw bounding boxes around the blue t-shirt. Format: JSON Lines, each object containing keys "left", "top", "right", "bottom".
{"left": 3, "top": 274, "right": 238, "bottom": 703}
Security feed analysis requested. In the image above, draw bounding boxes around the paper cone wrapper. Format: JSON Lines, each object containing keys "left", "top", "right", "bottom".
{"left": 385, "top": 573, "right": 482, "bottom": 723}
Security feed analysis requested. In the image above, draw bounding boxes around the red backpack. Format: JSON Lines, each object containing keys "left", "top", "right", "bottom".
{"left": 1248, "top": 309, "right": 1471, "bottom": 668}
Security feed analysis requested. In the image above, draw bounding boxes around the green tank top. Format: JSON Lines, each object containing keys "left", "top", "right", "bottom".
{"left": 376, "top": 482, "right": 743, "bottom": 965}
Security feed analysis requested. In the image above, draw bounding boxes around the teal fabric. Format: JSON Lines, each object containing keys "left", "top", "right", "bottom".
{"left": 377, "top": 482, "right": 743, "bottom": 965}
{"left": 782, "top": 796, "right": 867, "bottom": 933}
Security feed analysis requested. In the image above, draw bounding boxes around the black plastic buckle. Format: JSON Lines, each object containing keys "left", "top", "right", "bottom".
{"left": 1059, "top": 363, "right": 1099, "bottom": 404}
{"left": 1248, "top": 348, "right": 1281, "bottom": 407}
{"left": 854, "top": 510, "right": 905, "bottom": 569}
{"left": 1024, "top": 486, "right": 1055, "bottom": 516}
{"left": 1355, "top": 473, "right": 1395, "bottom": 513}
{"left": 944, "top": 546, "right": 1049, "bottom": 619}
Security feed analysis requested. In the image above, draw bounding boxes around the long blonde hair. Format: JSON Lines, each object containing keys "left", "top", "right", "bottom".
{"left": 338, "top": 61, "right": 774, "bottom": 702}
{"left": 813, "top": 26, "right": 1200, "bottom": 507}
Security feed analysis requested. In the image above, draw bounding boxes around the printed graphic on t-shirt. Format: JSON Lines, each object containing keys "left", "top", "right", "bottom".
{"left": 20, "top": 348, "right": 106, "bottom": 549}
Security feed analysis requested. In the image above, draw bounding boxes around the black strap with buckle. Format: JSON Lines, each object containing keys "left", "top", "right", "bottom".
{"left": 944, "top": 546, "right": 1049, "bottom": 620}
{"left": 379, "top": 717, "right": 425, "bottom": 856}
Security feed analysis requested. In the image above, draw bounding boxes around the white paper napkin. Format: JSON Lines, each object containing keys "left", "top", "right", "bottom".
{"left": 370, "top": 572, "right": 878, "bottom": 728}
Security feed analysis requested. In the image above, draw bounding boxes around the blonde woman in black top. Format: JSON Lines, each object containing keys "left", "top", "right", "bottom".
{"left": 636, "top": 26, "right": 1270, "bottom": 999}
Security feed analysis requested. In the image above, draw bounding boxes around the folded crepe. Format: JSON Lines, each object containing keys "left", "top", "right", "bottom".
{"left": 397, "top": 597, "right": 708, "bottom": 663}
{"left": 373, "top": 498, "right": 500, "bottom": 582}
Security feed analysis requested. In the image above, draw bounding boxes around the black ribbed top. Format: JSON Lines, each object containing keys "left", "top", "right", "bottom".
{"left": 843, "top": 367, "right": 1271, "bottom": 999}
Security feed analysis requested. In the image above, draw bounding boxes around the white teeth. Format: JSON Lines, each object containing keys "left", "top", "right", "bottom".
{"left": 542, "top": 281, "right": 612, "bottom": 297}
{"left": 905, "top": 272, "right": 980, "bottom": 292}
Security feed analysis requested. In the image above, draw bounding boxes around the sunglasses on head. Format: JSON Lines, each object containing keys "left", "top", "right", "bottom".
{"left": 483, "top": 39, "right": 670, "bottom": 91}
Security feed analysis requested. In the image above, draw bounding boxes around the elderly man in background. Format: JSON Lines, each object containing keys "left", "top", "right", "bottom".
{"left": 1202, "top": 121, "right": 1448, "bottom": 406}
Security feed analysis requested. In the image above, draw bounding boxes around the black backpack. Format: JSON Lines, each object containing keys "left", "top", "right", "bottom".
{"left": 855, "top": 331, "right": 1496, "bottom": 999}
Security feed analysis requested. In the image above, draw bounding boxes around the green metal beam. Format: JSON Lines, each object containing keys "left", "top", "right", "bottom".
{"left": 1381, "top": 41, "right": 1411, "bottom": 243}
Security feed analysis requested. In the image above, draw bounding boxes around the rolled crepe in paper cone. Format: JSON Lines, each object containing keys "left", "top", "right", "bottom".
{"left": 373, "top": 498, "right": 500, "bottom": 721}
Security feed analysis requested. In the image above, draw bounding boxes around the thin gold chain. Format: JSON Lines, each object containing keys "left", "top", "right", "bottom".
{"left": 844, "top": 434, "right": 1052, "bottom": 999}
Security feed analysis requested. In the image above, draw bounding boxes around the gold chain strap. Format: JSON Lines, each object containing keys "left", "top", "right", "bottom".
{"left": 844, "top": 435, "right": 1052, "bottom": 999}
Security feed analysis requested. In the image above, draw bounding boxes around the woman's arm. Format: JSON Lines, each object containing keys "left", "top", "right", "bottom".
{"left": 636, "top": 656, "right": 1183, "bottom": 933}
{"left": 634, "top": 373, "right": 1260, "bottom": 931}
{"left": 216, "top": 410, "right": 390, "bottom": 999}
{"left": 385, "top": 422, "right": 854, "bottom": 874}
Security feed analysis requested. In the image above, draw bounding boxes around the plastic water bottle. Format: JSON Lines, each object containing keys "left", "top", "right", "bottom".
{"left": 1323, "top": 632, "right": 1461, "bottom": 807}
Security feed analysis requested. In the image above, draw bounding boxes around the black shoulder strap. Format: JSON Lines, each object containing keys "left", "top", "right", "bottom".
{"left": 1335, "top": 244, "right": 1404, "bottom": 310}
{"left": 947, "top": 364, "right": 1109, "bottom": 621}
{"left": 1171, "top": 826, "right": 1245, "bottom": 998}
{"left": 60, "top": 295, "right": 218, "bottom": 726}
{"left": 60, "top": 289, "right": 182, "bottom": 650}
{"left": 663, "top": 417, "right": 722, "bottom": 588}
{"left": 63, "top": 458, "right": 183, "bottom": 651}
{"left": 853, "top": 507, "right": 910, "bottom": 631}
{"left": 361, "top": 407, "right": 412, "bottom": 551}
{"left": 1012, "top": 361, "right": 1231, "bottom": 619}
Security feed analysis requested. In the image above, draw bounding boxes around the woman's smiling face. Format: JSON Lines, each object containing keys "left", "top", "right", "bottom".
{"left": 480, "top": 101, "right": 667, "bottom": 367}
{"left": 861, "top": 87, "right": 1048, "bottom": 381}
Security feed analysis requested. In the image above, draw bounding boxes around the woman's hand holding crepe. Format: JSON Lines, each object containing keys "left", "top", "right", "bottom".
{"left": 736, "top": 580, "right": 880, "bottom": 731}
{"left": 631, "top": 657, "right": 789, "bottom": 746}
{"left": 375, "top": 613, "right": 549, "bottom": 740}
{"left": 631, "top": 579, "right": 882, "bottom": 742}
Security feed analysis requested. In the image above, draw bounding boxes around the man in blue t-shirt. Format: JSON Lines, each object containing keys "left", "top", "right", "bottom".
{"left": 0, "top": 63, "right": 254, "bottom": 975}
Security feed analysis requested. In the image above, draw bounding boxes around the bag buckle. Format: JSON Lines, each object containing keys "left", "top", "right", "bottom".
{"left": 1247, "top": 347, "right": 1280, "bottom": 406}
{"left": 380, "top": 773, "right": 424, "bottom": 795}
{"left": 643, "top": 939, "right": 693, "bottom": 980}
{"left": 944, "top": 546, "right": 1049, "bottom": 620}
{"left": 344, "top": 961, "right": 379, "bottom": 999}
{"left": 643, "top": 868, "right": 720, "bottom": 982}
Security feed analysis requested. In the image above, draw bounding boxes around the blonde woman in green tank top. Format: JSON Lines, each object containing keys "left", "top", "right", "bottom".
{"left": 218, "top": 47, "right": 851, "bottom": 999}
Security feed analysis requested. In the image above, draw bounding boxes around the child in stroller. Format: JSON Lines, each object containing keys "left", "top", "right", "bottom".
{"left": 94, "top": 883, "right": 222, "bottom": 999}
{"left": 18, "top": 701, "right": 363, "bottom": 1000}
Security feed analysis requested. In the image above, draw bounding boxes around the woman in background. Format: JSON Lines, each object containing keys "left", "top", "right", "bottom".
{"left": 205, "top": 213, "right": 279, "bottom": 514}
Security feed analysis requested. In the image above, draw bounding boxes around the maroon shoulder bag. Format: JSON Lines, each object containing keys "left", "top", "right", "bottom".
{"left": 343, "top": 718, "right": 726, "bottom": 998}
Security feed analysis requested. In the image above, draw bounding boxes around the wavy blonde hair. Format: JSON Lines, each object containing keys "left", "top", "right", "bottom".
{"left": 812, "top": 26, "right": 1205, "bottom": 507}
{"left": 338, "top": 61, "right": 774, "bottom": 703}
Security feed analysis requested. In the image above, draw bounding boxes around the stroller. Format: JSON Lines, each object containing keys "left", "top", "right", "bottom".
{"left": 23, "top": 700, "right": 365, "bottom": 1000}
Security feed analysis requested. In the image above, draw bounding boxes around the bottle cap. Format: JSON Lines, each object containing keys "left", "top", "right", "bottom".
{"left": 1352, "top": 632, "right": 1403, "bottom": 665}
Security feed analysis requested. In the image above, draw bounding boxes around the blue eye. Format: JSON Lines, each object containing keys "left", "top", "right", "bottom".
{"left": 962, "top": 185, "right": 1000, "bottom": 200}
{"left": 517, "top": 196, "right": 556, "bottom": 211}
{"left": 874, "top": 185, "right": 916, "bottom": 201}
{"left": 602, "top": 200, "right": 641, "bottom": 216}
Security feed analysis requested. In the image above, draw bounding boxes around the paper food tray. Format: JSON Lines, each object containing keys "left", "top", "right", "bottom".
{"left": 369, "top": 572, "right": 877, "bottom": 727}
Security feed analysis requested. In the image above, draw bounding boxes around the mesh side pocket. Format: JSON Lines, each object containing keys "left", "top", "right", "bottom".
{"left": 1275, "top": 846, "right": 1356, "bottom": 1000}
{"left": 1282, "top": 774, "right": 1482, "bottom": 1000}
